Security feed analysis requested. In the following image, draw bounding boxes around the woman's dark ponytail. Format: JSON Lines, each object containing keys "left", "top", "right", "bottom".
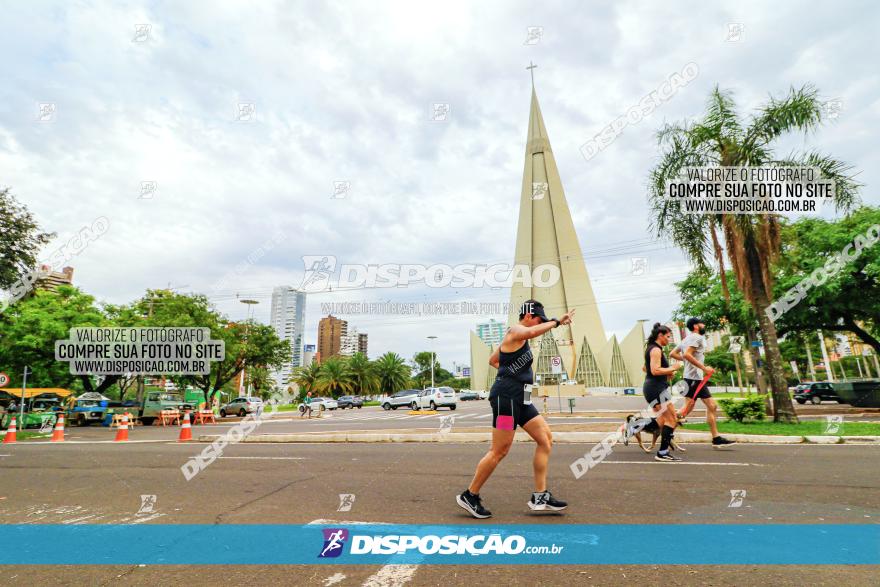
{"left": 647, "top": 322, "right": 671, "bottom": 347}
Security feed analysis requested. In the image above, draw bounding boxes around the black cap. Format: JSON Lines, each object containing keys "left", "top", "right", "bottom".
{"left": 686, "top": 317, "right": 704, "bottom": 331}
{"left": 520, "top": 299, "right": 550, "bottom": 322}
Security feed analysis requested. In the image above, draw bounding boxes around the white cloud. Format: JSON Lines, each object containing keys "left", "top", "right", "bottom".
{"left": 1, "top": 0, "right": 876, "bottom": 368}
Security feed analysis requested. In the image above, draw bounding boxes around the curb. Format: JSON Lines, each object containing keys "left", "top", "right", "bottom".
{"left": 196, "top": 432, "right": 880, "bottom": 445}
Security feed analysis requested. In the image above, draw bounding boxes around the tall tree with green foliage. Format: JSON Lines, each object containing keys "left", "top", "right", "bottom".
{"left": 112, "top": 290, "right": 289, "bottom": 406}
{"left": 346, "top": 352, "right": 379, "bottom": 395}
{"left": 314, "top": 357, "right": 354, "bottom": 398}
{"left": 0, "top": 286, "right": 108, "bottom": 391}
{"left": 292, "top": 361, "right": 322, "bottom": 398}
{"left": 649, "top": 85, "right": 860, "bottom": 422}
{"left": 373, "top": 352, "right": 411, "bottom": 394}
{"left": 771, "top": 206, "right": 880, "bottom": 354}
{"left": 0, "top": 187, "right": 54, "bottom": 292}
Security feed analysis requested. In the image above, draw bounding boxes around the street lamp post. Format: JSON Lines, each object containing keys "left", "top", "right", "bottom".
{"left": 240, "top": 299, "right": 259, "bottom": 397}
{"left": 427, "top": 336, "right": 438, "bottom": 388}
{"left": 19, "top": 366, "right": 30, "bottom": 426}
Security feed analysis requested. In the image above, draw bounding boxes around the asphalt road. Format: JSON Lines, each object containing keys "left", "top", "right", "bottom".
{"left": 1, "top": 436, "right": 878, "bottom": 585}
{"left": 12, "top": 398, "right": 877, "bottom": 442}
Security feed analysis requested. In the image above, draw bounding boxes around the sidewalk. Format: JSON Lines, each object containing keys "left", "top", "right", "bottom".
{"left": 197, "top": 427, "right": 880, "bottom": 445}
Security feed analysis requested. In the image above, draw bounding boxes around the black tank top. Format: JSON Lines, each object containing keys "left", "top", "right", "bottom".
{"left": 496, "top": 340, "right": 534, "bottom": 385}
{"left": 644, "top": 342, "right": 668, "bottom": 383}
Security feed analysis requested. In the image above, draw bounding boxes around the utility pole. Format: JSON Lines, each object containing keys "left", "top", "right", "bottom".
{"left": 806, "top": 338, "right": 817, "bottom": 381}
{"left": 19, "top": 366, "right": 30, "bottom": 425}
{"left": 427, "top": 336, "right": 438, "bottom": 388}
{"left": 818, "top": 330, "right": 834, "bottom": 382}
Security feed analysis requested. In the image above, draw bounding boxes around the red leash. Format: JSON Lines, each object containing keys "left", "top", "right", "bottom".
{"left": 684, "top": 372, "right": 713, "bottom": 412}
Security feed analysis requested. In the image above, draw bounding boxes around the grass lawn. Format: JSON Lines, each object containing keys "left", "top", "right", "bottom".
{"left": 681, "top": 420, "right": 880, "bottom": 436}
{"left": 273, "top": 404, "right": 301, "bottom": 412}
{"left": 699, "top": 392, "right": 797, "bottom": 400}
{"left": 0, "top": 430, "right": 52, "bottom": 440}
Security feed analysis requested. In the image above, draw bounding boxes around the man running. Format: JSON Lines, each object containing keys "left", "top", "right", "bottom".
{"left": 457, "top": 299, "right": 574, "bottom": 519}
{"left": 670, "top": 318, "right": 735, "bottom": 448}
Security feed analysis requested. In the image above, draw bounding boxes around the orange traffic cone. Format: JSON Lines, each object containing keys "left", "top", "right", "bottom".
{"left": 178, "top": 412, "right": 192, "bottom": 442}
{"left": 114, "top": 414, "right": 129, "bottom": 442}
{"left": 51, "top": 414, "right": 65, "bottom": 442}
{"left": 3, "top": 417, "right": 17, "bottom": 444}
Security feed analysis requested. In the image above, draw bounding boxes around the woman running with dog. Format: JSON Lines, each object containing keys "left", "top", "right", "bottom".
{"left": 457, "top": 299, "right": 574, "bottom": 519}
{"left": 643, "top": 323, "right": 683, "bottom": 462}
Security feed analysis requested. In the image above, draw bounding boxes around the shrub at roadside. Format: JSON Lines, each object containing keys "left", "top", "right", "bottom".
{"left": 718, "top": 396, "right": 766, "bottom": 423}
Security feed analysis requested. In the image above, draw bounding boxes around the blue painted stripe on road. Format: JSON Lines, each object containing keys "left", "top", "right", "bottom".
{"left": 0, "top": 524, "right": 877, "bottom": 565}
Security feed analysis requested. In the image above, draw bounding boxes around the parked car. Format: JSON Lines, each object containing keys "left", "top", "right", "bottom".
{"left": 834, "top": 380, "right": 880, "bottom": 407}
{"left": 412, "top": 387, "right": 457, "bottom": 410}
{"left": 337, "top": 395, "right": 364, "bottom": 409}
{"left": 381, "top": 389, "right": 420, "bottom": 410}
{"left": 299, "top": 397, "right": 338, "bottom": 412}
{"left": 458, "top": 390, "right": 479, "bottom": 401}
{"left": 219, "top": 396, "right": 264, "bottom": 417}
{"left": 794, "top": 382, "right": 843, "bottom": 405}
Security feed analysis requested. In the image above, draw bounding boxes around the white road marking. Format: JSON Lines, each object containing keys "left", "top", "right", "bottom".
{"left": 601, "top": 460, "right": 765, "bottom": 466}
{"left": 309, "top": 519, "right": 419, "bottom": 587}
{"left": 61, "top": 514, "right": 99, "bottom": 524}
{"left": 126, "top": 513, "right": 166, "bottom": 524}
{"left": 7, "top": 439, "right": 174, "bottom": 445}
{"left": 216, "top": 456, "right": 307, "bottom": 460}
{"left": 324, "top": 572, "right": 347, "bottom": 586}
{"left": 362, "top": 565, "right": 419, "bottom": 587}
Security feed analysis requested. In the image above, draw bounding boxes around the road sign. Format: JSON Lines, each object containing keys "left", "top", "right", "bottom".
{"left": 729, "top": 343, "right": 741, "bottom": 354}
{"left": 550, "top": 356, "right": 562, "bottom": 374}
{"left": 0, "top": 372, "right": 8, "bottom": 387}
{"left": 751, "top": 340, "right": 763, "bottom": 347}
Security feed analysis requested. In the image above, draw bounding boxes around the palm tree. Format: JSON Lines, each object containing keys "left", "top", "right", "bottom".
{"left": 649, "top": 85, "right": 860, "bottom": 422}
{"left": 314, "top": 357, "right": 354, "bottom": 398}
{"left": 347, "top": 352, "right": 379, "bottom": 396}
{"left": 374, "top": 352, "right": 411, "bottom": 395}
{"left": 292, "top": 361, "right": 321, "bottom": 398}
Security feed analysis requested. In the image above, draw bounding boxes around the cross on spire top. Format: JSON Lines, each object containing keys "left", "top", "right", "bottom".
{"left": 526, "top": 62, "right": 537, "bottom": 87}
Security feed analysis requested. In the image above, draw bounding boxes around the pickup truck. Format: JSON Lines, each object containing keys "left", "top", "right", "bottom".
{"left": 138, "top": 391, "right": 196, "bottom": 425}
{"left": 69, "top": 393, "right": 114, "bottom": 426}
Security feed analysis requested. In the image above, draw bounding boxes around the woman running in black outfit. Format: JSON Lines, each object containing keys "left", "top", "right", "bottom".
{"left": 457, "top": 299, "right": 574, "bottom": 519}
{"left": 643, "top": 323, "right": 683, "bottom": 461}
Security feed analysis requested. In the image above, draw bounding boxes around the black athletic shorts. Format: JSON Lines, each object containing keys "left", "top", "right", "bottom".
{"left": 489, "top": 380, "right": 539, "bottom": 430}
{"left": 642, "top": 380, "right": 671, "bottom": 406}
{"left": 684, "top": 378, "right": 712, "bottom": 400}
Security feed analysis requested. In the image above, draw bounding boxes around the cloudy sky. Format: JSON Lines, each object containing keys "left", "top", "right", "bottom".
{"left": 1, "top": 1, "right": 877, "bottom": 370}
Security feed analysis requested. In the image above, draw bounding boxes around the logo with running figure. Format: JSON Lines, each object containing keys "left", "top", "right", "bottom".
{"left": 318, "top": 528, "right": 349, "bottom": 558}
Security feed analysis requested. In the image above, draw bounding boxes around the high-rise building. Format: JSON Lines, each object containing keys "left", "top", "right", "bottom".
{"left": 339, "top": 328, "right": 368, "bottom": 357}
{"left": 269, "top": 286, "right": 306, "bottom": 387}
{"left": 476, "top": 319, "right": 505, "bottom": 346}
{"left": 470, "top": 80, "right": 644, "bottom": 391}
{"left": 35, "top": 265, "right": 74, "bottom": 291}
{"left": 318, "top": 315, "right": 348, "bottom": 361}
{"left": 302, "top": 344, "right": 316, "bottom": 366}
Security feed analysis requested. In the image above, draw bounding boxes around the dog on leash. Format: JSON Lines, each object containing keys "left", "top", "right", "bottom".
{"left": 622, "top": 414, "right": 685, "bottom": 453}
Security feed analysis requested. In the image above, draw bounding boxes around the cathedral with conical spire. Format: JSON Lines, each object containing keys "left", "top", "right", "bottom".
{"left": 469, "top": 73, "right": 645, "bottom": 393}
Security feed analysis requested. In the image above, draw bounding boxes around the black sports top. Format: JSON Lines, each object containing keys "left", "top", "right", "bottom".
{"left": 495, "top": 340, "right": 534, "bottom": 385}
{"left": 644, "top": 342, "right": 668, "bottom": 383}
